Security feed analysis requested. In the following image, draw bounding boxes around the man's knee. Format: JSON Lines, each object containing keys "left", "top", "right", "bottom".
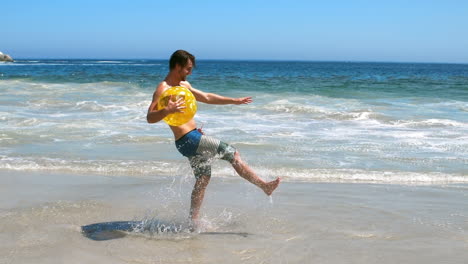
{"left": 231, "top": 150, "right": 241, "bottom": 164}
{"left": 195, "top": 174, "right": 211, "bottom": 188}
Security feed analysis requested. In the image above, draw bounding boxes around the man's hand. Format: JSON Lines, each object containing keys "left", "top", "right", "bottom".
{"left": 197, "top": 123, "right": 205, "bottom": 135}
{"left": 234, "top": 97, "right": 253, "bottom": 105}
{"left": 166, "top": 95, "right": 186, "bottom": 113}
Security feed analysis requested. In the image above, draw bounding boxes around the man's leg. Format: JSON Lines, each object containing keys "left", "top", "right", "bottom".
{"left": 231, "top": 151, "right": 280, "bottom": 196}
{"left": 190, "top": 174, "right": 210, "bottom": 226}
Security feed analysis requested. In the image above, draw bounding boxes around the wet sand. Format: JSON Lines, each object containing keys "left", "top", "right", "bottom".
{"left": 1, "top": 171, "right": 467, "bottom": 264}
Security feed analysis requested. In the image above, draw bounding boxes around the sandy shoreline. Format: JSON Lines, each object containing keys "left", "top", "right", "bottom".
{"left": 1, "top": 170, "right": 467, "bottom": 264}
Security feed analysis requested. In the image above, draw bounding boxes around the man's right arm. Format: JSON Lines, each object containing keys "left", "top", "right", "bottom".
{"left": 146, "top": 91, "right": 169, "bottom": 123}
{"left": 146, "top": 84, "right": 185, "bottom": 124}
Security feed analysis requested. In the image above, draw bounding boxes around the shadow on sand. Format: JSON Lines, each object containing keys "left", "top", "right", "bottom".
{"left": 81, "top": 220, "right": 250, "bottom": 241}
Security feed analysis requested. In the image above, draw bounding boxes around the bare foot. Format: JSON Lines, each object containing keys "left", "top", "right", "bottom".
{"left": 263, "top": 177, "right": 281, "bottom": 196}
{"left": 188, "top": 218, "right": 200, "bottom": 233}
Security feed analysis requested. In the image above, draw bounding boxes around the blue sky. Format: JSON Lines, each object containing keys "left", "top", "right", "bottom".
{"left": 2, "top": 0, "right": 467, "bottom": 63}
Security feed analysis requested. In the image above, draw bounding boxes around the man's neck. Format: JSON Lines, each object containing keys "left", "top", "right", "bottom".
{"left": 165, "top": 72, "right": 183, "bottom": 86}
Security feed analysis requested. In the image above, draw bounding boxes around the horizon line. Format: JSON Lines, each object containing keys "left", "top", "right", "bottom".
{"left": 8, "top": 57, "right": 468, "bottom": 65}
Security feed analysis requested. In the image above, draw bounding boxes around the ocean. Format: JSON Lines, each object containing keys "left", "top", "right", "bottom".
{"left": 1, "top": 60, "right": 467, "bottom": 264}
{"left": 1, "top": 59, "right": 467, "bottom": 183}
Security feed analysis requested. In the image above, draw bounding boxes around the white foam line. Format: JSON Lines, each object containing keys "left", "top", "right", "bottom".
{"left": 0, "top": 156, "right": 188, "bottom": 177}
{"left": 3, "top": 155, "right": 464, "bottom": 185}
{"left": 265, "top": 168, "right": 468, "bottom": 184}
{"left": 393, "top": 119, "right": 467, "bottom": 128}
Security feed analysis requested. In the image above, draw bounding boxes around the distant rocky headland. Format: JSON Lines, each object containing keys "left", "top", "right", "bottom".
{"left": 0, "top": 51, "right": 14, "bottom": 62}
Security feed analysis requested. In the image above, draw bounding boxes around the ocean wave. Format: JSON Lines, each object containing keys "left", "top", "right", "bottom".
{"left": 263, "top": 100, "right": 328, "bottom": 114}
{"left": 2, "top": 61, "right": 162, "bottom": 67}
{"left": 74, "top": 101, "right": 130, "bottom": 112}
{"left": 95, "top": 61, "right": 127, "bottom": 63}
{"left": 262, "top": 100, "right": 385, "bottom": 122}
{"left": 255, "top": 167, "right": 468, "bottom": 184}
{"left": 0, "top": 156, "right": 187, "bottom": 177}
{"left": 0, "top": 63, "right": 79, "bottom": 66}
{"left": 1, "top": 80, "right": 148, "bottom": 116}
{"left": 259, "top": 99, "right": 468, "bottom": 130}
{"left": 1, "top": 155, "right": 466, "bottom": 184}
{"left": 0, "top": 78, "right": 146, "bottom": 91}
{"left": 392, "top": 119, "right": 467, "bottom": 128}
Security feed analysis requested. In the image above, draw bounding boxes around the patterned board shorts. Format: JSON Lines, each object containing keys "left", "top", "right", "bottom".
{"left": 175, "top": 129, "right": 237, "bottom": 179}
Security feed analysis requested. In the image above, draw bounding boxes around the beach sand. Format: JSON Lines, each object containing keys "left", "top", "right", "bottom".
{"left": 1, "top": 171, "right": 467, "bottom": 264}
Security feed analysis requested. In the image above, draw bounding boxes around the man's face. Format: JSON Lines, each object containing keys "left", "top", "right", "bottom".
{"left": 178, "top": 59, "right": 193, "bottom": 81}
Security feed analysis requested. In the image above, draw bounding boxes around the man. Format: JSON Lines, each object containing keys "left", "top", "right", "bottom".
{"left": 147, "top": 50, "right": 280, "bottom": 228}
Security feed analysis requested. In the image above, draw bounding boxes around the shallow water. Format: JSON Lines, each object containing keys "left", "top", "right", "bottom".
{"left": 1, "top": 171, "right": 466, "bottom": 264}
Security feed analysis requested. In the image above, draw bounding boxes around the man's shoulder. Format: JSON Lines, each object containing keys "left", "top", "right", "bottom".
{"left": 156, "top": 81, "right": 171, "bottom": 91}
{"left": 179, "top": 81, "right": 193, "bottom": 90}
{"left": 157, "top": 81, "right": 170, "bottom": 88}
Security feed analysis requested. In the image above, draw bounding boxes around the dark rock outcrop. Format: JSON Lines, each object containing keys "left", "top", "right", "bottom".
{"left": 0, "top": 51, "right": 13, "bottom": 62}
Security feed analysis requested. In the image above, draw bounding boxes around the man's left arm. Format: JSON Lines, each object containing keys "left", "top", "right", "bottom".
{"left": 185, "top": 82, "right": 252, "bottom": 105}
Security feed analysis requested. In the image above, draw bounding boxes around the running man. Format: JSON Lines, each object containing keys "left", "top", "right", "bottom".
{"left": 147, "top": 50, "right": 281, "bottom": 227}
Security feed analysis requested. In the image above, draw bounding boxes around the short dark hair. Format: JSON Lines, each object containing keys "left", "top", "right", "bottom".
{"left": 169, "top": 50, "right": 195, "bottom": 70}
